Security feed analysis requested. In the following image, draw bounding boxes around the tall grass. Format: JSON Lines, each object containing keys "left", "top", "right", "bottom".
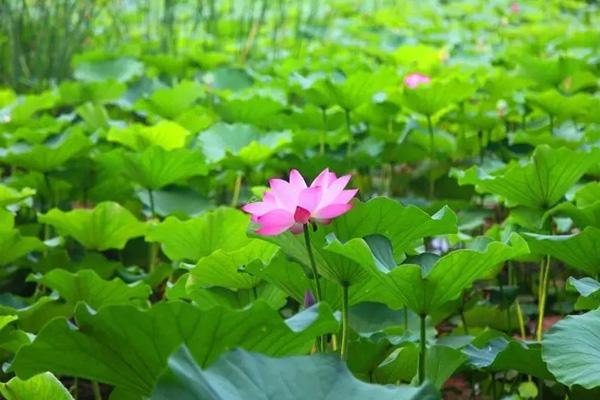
{"left": 0, "top": 0, "right": 96, "bottom": 91}
{"left": 0, "top": 0, "right": 336, "bottom": 91}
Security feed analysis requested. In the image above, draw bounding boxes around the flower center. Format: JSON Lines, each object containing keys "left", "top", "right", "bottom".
{"left": 293, "top": 206, "right": 311, "bottom": 224}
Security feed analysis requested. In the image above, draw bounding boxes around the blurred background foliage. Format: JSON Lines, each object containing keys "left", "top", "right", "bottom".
{"left": 1, "top": 0, "right": 597, "bottom": 91}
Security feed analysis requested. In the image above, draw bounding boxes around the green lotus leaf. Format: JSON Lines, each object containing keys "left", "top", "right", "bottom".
{"left": 453, "top": 145, "right": 600, "bottom": 209}
{"left": 29, "top": 269, "right": 151, "bottom": 309}
{"left": 0, "top": 185, "right": 35, "bottom": 207}
{"left": 526, "top": 90, "right": 594, "bottom": 119}
{"left": 574, "top": 182, "right": 600, "bottom": 207}
{"left": 0, "top": 211, "right": 44, "bottom": 265}
{"left": 370, "top": 234, "right": 528, "bottom": 314}
{"left": 543, "top": 308, "right": 600, "bottom": 389}
{"left": 425, "top": 345, "right": 467, "bottom": 389}
{"left": 187, "top": 240, "right": 278, "bottom": 291}
{"left": 146, "top": 208, "right": 252, "bottom": 262}
{"left": 566, "top": 276, "right": 600, "bottom": 310}
{"left": 121, "top": 146, "right": 208, "bottom": 190}
{"left": 58, "top": 80, "right": 126, "bottom": 105}
{"left": 137, "top": 187, "right": 213, "bottom": 218}
{"left": 321, "top": 235, "right": 380, "bottom": 285}
{"left": 151, "top": 346, "right": 440, "bottom": 400}
{"left": 11, "top": 301, "right": 339, "bottom": 397}
{"left": 333, "top": 197, "right": 458, "bottom": 261}
{"left": 252, "top": 253, "right": 401, "bottom": 309}
{"left": 7, "top": 92, "right": 57, "bottom": 124}
{"left": 324, "top": 70, "right": 393, "bottom": 111}
{"left": 196, "top": 122, "right": 291, "bottom": 165}
{"left": 74, "top": 57, "right": 144, "bottom": 82}
{"left": 394, "top": 44, "right": 442, "bottom": 70}
{"left": 517, "top": 55, "right": 585, "bottom": 88}
{"left": 38, "top": 202, "right": 147, "bottom": 251}
{"left": 402, "top": 80, "right": 476, "bottom": 117}
{"left": 144, "top": 80, "right": 204, "bottom": 119}
{"left": 75, "top": 102, "right": 110, "bottom": 132}
{"left": 523, "top": 227, "right": 600, "bottom": 276}
{"left": 216, "top": 96, "right": 283, "bottom": 127}
{"left": 107, "top": 120, "right": 190, "bottom": 151}
{"left": 545, "top": 201, "right": 600, "bottom": 229}
{"left": 0, "top": 372, "right": 74, "bottom": 400}
{"left": 463, "top": 336, "right": 552, "bottom": 379}
{"left": 0, "top": 130, "right": 92, "bottom": 172}
{"left": 210, "top": 67, "right": 253, "bottom": 91}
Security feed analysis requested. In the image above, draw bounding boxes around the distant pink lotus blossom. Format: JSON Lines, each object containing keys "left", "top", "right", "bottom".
{"left": 511, "top": 3, "right": 520, "bottom": 13}
{"left": 404, "top": 73, "right": 431, "bottom": 89}
{"left": 243, "top": 168, "right": 357, "bottom": 236}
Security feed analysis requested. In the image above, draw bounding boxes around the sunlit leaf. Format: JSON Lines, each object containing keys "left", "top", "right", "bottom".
{"left": 39, "top": 202, "right": 147, "bottom": 251}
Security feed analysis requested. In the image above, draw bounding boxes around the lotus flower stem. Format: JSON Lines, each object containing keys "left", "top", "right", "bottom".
{"left": 92, "top": 381, "right": 102, "bottom": 400}
{"left": 536, "top": 255, "right": 551, "bottom": 341}
{"left": 231, "top": 173, "right": 242, "bottom": 206}
{"left": 147, "top": 188, "right": 159, "bottom": 272}
{"left": 345, "top": 108, "right": 353, "bottom": 157}
{"left": 340, "top": 283, "right": 349, "bottom": 360}
{"left": 302, "top": 224, "right": 322, "bottom": 302}
{"left": 320, "top": 106, "right": 327, "bottom": 155}
{"left": 303, "top": 224, "right": 325, "bottom": 352}
{"left": 147, "top": 188, "right": 156, "bottom": 217}
{"left": 70, "top": 377, "right": 78, "bottom": 398}
{"left": 515, "top": 299, "right": 526, "bottom": 338}
{"left": 418, "top": 314, "right": 427, "bottom": 384}
{"left": 426, "top": 114, "right": 435, "bottom": 198}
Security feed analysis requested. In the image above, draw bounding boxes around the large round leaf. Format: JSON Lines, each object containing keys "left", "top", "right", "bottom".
{"left": 38, "top": 202, "right": 147, "bottom": 251}
{"left": 151, "top": 346, "right": 439, "bottom": 400}
{"left": 453, "top": 145, "right": 600, "bottom": 209}
{"left": 369, "top": 234, "right": 529, "bottom": 314}
{"left": 543, "top": 308, "right": 600, "bottom": 389}
{"left": 11, "top": 301, "right": 338, "bottom": 398}
{"left": 0, "top": 130, "right": 91, "bottom": 172}
{"left": 29, "top": 269, "right": 151, "bottom": 310}
{"left": 0, "top": 210, "right": 44, "bottom": 265}
{"left": 146, "top": 208, "right": 252, "bottom": 262}
{"left": 74, "top": 57, "right": 143, "bottom": 82}
{"left": 0, "top": 372, "right": 74, "bottom": 400}
{"left": 121, "top": 145, "right": 208, "bottom": 190}
{"left": 524, "top": 226, "right": 600, "bottom": 276}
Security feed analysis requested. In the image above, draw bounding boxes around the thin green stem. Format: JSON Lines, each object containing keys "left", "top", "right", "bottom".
{"left": 460, "top": 309, "right": 469, "bottom": 335}
{"left": 147, "top": 188, "right": 158, "bottom": 272}
{"left": 426, "top": 114, "right": 435, "bottom": 198}
{"left": 303, "top": 224, "right": 324, "bottom": 352}
{"left": 403, "top": 307, "right": 408, "bottom": 331}
{"left": 320, "top": 106, "right": 327, "bottom": 155}
{"left": 303, "top": 224, "right": 322, "bottom": 302}
{"left": 231, "top": 173, "right": 242, "bottom": 207}
{"left": 344, "top": 108, "right": 353, "bottom": 158}
{"left": 92, "top": 381, "right": 102, "bottom": 400}
{"left": 418, "top": 314, "right": 427, "bottom": 384}
{"left": 460, "top": 292, "right": 469, "bottom": 335}
{"left": 70, "top": 377, "right": 78, "bottom": 399}
{"left": 536, "top": 255, "right": 551, "bottom": 341}
{"left": 147, "top": 188, "right": 156, "bottom": 217}
{"left": 340, "top": 284, "right": 349, "bottom": 360}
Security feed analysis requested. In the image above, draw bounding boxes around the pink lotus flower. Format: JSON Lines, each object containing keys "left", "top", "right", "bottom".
{"left": 243, "top": 168, "right": 357, "bottom": 236}
{"left": 511, "top": 2, "right": 520, "bottom": 13}
{"left": 404, "top": 73, "right": 431, "bottom": 89}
